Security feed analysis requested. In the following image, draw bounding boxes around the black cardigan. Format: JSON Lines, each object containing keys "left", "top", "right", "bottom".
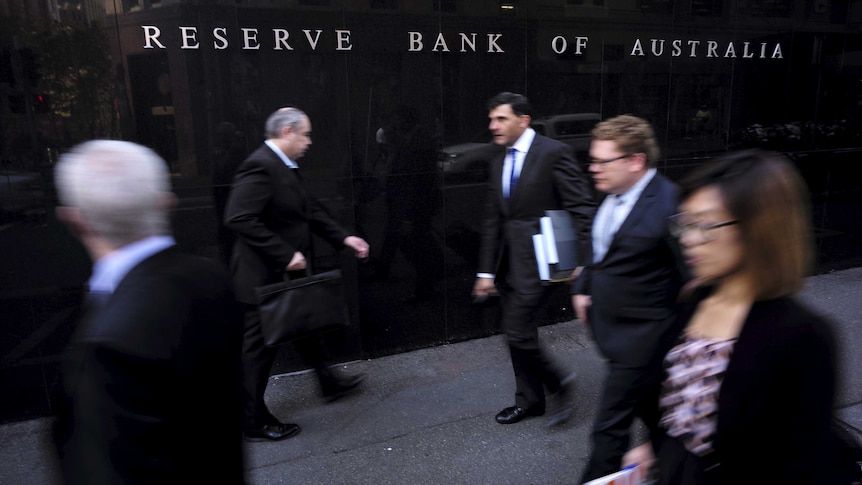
{"left": 641, "top": 287, "right": 844, "bottom": 484}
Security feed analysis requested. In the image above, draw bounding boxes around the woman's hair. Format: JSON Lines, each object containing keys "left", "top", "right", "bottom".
{"left": 680, "top": 149, "right": 813, "bottom": 299}
{"left": 591, "top": 114, "right": 661, "bottom": 167}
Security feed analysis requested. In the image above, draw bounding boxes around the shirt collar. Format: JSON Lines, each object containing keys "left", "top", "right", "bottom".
{"left": 264, "top": 139, "right": 299, "bottom": 169}
{"left": 511, "top": 128, "right": 536, "bottom": 154}
{"left": 88, "top": 235, "right": 176, "bottom": 294}
{"left": 616, "top": 168, "right": 656, "bottom": 205}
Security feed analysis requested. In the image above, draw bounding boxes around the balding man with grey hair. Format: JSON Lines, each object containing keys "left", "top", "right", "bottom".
{"left": 52, "top": 140, "right": 244, "bottom": 484}
{"left": 225, "top": 106, "right": 370, "bottom": 441}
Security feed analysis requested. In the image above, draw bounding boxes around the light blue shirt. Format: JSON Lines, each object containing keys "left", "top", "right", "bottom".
{"left": 88, "top": 235, "right": 176, "bottom": 294}
{"left": 265, "top": 139, "right": 298, "bottom": 169}
{"left": 592, "top": 168, "right": 656, "bottom": 263}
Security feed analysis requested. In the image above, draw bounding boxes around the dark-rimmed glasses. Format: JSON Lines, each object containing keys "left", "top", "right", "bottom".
{"left": 589, "top": 153, "right": 632, "bottom": 165}
{"left": 667, "top": 213, "right": 738, "bottom": 242}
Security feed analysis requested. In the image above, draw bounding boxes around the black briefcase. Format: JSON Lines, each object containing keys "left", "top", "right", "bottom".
{"left": 254, "top": 269, "right": 350, "bottom": 347}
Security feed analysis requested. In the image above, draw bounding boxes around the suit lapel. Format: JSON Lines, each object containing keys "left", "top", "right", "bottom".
{"left": 268, "top": 149, "right": 308, "bottom": 215}
{"left": 606, "top": 175, "right": 662, "bottom": 253}
{"left": 491, "top": 149, "right": 507, "bottom": 208}
{"left": 508, "top": 136, "right": 543, "bottom": 207}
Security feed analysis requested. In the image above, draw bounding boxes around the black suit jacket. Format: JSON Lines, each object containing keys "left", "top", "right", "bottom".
{"left": 54, "top": 246, "right": 245, "bottom": 485}
{"left": 572, "top": 173, "right": 688, "bottom": 366}
{"left": 477, "top": 134, "right": 594, "bottom": 294}
{"left": 224, "top": 144, "right": 350, "bottom": 304}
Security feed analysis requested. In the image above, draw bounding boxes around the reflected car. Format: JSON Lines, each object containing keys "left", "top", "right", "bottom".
{"left": 437, "top": 134, "right": 501, "bottom": 184}
{"left": 0, "top": 170, "right": 46, "bottom": 222}
{"left": 530, "top": 112, "right": 600, "bottom": 158}
{"left": 438, "top": 112, "right": 600, "bottom": 183}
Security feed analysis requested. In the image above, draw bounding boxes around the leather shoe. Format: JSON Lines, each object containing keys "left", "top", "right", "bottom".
{"left": 244, "top": 422, "right": 301, "bottom": 442}
{"left": 495, "top": 406, "right": 544, "bottom": 424}
{"left": 322, "top": 373, "right": 366, "bottom": 402}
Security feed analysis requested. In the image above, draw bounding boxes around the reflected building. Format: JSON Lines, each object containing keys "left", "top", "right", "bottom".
{"left": 1, "top": 0, "right": 861, "bottom": 424}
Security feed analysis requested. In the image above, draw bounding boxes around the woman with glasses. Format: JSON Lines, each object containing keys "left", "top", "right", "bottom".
{"left": 623, "top": 149, "right": 850, "bottom": 484}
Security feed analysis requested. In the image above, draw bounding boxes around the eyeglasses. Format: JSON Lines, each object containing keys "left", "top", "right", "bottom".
{"left": 667, "top": 213, "right": 738, "bottom": 242}
{"left": 589, "top": 153, "right": 631, "bottom": 165}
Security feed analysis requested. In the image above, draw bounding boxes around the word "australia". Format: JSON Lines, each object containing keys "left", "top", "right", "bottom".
{"left": 631, "top": 38, "right": 783, "bottom": 58}
{"left": 141, "top": 26, "right": 354, "bottom": 50}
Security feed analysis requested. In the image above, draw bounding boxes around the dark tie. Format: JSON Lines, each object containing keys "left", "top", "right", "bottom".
{"left": 507, "top": 148, "right": 518, "bottom": 198}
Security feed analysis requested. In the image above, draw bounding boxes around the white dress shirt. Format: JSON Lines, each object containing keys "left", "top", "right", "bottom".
{"left": 502, "top": 128, "right": 535, "bottom": 197}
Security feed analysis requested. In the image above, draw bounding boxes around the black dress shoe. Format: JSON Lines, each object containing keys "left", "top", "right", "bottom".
{"left": 244, "top": 422, "right": 302, "bottom": 442}
{"left": 322, "top": 373, "right": 366, "bottom": 402}
{"left": 495, "top": 406, "right": 544, "bottom": 424}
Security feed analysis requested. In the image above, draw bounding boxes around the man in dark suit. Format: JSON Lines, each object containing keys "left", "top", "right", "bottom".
{"left": 572, "top": 115, "right": 689, "bottom": 482}
{"left": 225, "top": 107, "right": 370, "bottom": 442}
{"left": 52, "top": 140, "right": 245, "bottom": 484}
{"left": 472, "top": 92, "right": 595, "bottom": 426}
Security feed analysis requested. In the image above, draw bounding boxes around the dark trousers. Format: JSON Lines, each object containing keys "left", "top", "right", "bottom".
{"left": 580, "top": 361, "right": 652, "bottom": 482}
{"left": 500, "top": 288, "right": 566, "bottom": 410}
{"left": 240, "top": 304, "right": 341, "bottom": 429}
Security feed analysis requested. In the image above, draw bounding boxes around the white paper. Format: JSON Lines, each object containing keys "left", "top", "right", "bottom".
{"left": 540, "top": 216, "right": 559, "bottom": 264}
{"left": 533, "top": 233, "right": 550, "bottom": 281}
{"left": 582, "top": 463, "right": 648, "bottom": 485}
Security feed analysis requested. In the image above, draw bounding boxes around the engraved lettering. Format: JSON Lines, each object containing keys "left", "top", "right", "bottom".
{"left": 142, "top": 26, "right": 165, "bottom": 49}
{"left": 433, "top": 33, "right": 450, "bottom": 52}
{"left": 274, "top": 29, "right": 293, "bottom": 50}
{"left": 336, "top": 30, "right": 352, "bottom": 50}
{"left": 460, "top": 33, "right": 476, "bottom": 52}
{"left": 487, "top": 33, "right": 503, "bottom": 53}
{"left": 242, "top": 28, "right": 260, "bottom": 50}
{"left": 180, "top": 27, "right": 199, "bottom": 49}
{"left": 651, "top": 39, "right": 665, "bottom": 56}
{"left": 408, "top": 31, "right": 423, "bottom": 51}
{"left": 304, "top": 29, "right": 322, "bottom": 50}
{"left": 214, "top": 27, "right": 228, "bottom": 49}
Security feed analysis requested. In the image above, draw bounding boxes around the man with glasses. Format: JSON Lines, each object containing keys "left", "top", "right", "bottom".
{"left": 572, "top": 114, "right": 690, "bottom": 482}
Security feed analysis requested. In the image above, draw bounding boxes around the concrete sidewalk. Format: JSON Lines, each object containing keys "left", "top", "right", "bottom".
{"left": 2, "top": 268, "right": 861, "bottom": 485}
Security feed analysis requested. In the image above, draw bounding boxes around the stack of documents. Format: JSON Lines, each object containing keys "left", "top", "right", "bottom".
{"left": 533, "top": 209, "right": 580, "bottom": 282}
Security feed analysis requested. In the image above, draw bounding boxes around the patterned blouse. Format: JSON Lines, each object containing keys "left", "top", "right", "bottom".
{"left": 659, "top": 334, "right": 737, "bottom": 457}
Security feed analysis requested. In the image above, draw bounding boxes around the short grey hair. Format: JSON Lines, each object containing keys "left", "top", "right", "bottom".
{"left": 265, "top": 107, "right": 307, "bottom": 139}
{"left": 55, "top": 140, "right": 172, "bottom": 248}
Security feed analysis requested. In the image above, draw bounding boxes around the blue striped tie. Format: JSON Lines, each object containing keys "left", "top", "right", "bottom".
{"left": 507, "top": 148, "right": 518, "bottom": 198}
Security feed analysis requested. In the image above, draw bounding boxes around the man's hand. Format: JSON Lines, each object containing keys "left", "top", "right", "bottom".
{"left": 344, "top": 235, "right": 370, "bottom": 259}
{"left": 472, "top": 277, "right": 498, "bottom": 302}
{"left": 622, "top": 442, "right": 655, "bottom": 476}
{"left": 566, "top": 266, "right": 584, "bottom": 284}
{"left": 286, "top": 251, "right": 307, "bottom": 271}
{"left": 573, "top": 294, "right": 591, "bottom": 325}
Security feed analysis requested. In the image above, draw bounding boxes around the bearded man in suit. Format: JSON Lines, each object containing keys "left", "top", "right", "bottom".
{"left": 472, "top": 92, "right": 595, "bottom": 426}
{"left": 572, "top": 114, "right": 690, "bottom": 482}
{"left": 224, "top": 107, "right": 370, "bottom": 442}
{"left": 52, "top": 140, "right": 245, "bottom": 484}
